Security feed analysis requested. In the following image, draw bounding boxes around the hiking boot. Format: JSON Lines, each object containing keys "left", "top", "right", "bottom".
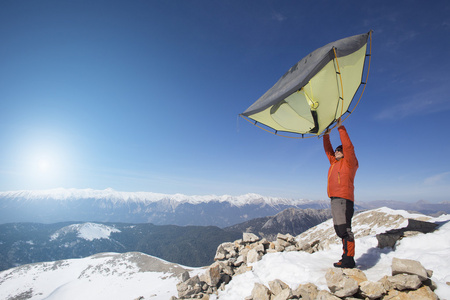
{"left": 333, "top": 256, "right": 355, "bottom": 269}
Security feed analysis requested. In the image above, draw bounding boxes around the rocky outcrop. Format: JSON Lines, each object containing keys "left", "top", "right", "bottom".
{"left": 376, "top": 219, "right": 439, "bottom": 249}
{"left": 296, "top": 208, "right": 436, "bottom": 253}
{"left": 174, "top": 231, "right": 439, "bottom": 300}
{"left": 174, "top": 209, "right": 442, "bottom": 299}
{"left": 175, "top": 232, "right": 303, "bottom": 299}
{"left": 244, "top": 258, "right": 438, "bottom": 300}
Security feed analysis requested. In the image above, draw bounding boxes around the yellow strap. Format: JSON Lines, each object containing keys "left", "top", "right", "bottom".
{"left": 333, "top": 47, "right": 345, "bottom": 118}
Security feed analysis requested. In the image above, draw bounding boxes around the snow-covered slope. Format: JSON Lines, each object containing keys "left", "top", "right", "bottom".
{"left": 50, "top": 223, "right": 121, "bottom": 241}
{"left": 1, "top": 208, "right": 449, "bottom": 300}
{"left": 0, "top": 252, "right": 199, "bottom": 300}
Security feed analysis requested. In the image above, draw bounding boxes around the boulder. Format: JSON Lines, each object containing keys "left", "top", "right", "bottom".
{"left": 214, "top": 242, "right": 236, "bottom": 261}
{"left": 359, "top": 281, "right": 386, "bottom": 299}
{"left": 392, "top": 257, "right": 429, "bottom": 281}
{"left": 342, "top": 268, "right": 368, "bottom": 284}
{"left": 268, "top": 279, "right": 290, "bottom": 295}
{"left": 176, "top": 275, "right": 202, "bottom": 298}
{"left": 246, "top": 248, "right": 262, "bottom": 264}
{"left": 388, "top": 274, "right": 422, "bottom": 291}
{"left": 325, "top": 268, "right": 359, "bottom": 298}
{"left": 272, "top": 288, "right": 293, "bottom": 300}
{"left": 293, "top": 282, "right": 319, "bottom": 300}
{"left": 407, "top": 285, "right": 438, "bottom": 300}
{"left": 203, "top": 262, "right": 221, "bottom": 287}
{"left": 316, "top": 290, "right": 342, "bottom": 300}
{"left": 251, "top": 283, "right": 271, "bottom": 300}
{"left": 376, "top": 219, "right": 438, "bottom": 249}
{"left": 243, "top": 232, "right": 260, "bottom": 243}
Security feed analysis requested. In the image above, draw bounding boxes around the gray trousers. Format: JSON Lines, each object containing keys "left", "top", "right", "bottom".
{"left": 330, "top": 197, "right": 354, "bottom": 241}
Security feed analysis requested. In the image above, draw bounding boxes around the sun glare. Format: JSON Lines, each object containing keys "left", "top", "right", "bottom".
{"left": 13, "top": 131, "right": 79, "bottom": 189}
{"left": 23, "top": 144, "right": 69, "bottom": 187}
{"left": 37, "top": 159, "right": 51, "bottom": 172}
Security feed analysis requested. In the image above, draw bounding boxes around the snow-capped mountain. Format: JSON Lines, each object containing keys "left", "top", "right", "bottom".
{"left": 1, "top": 207, "right": 449, "bottom": 300}
{"left": 0, "top": 188, "right": 315, "bottom": 206}
{"left": 50, "top": 223, "right": 121, "bottom": 241}
{"left": 0, "top": 188, "right": 329, "bottom": 226}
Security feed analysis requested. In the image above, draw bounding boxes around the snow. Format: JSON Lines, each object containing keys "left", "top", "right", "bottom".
{"left": 0, "top": 187, "right": 316, "bottom": 207}
{"left": 1, "top": 208, "right": 449, "bottom": 300}
{"left": 215, "top": 212, "right": 450, "bottom": 300}
{"left": 0, "top": 253, "right": 190, "bottom": 300}
{"left": 50, "top": 223, "right": 121, "bottom": 241}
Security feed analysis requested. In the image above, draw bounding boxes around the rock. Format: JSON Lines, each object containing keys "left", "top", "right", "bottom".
{"left": 359, "top": 281, "right": 386, "bottom": 299}
{"left": 392, "top": 257, "right": 429, "bottom": 281}
{"left": 277, "top": 233, "right": 295, "bottom": 242}
{"left": 407, "top": 285, "right": 438, "bottom": 300}
{"left": 176, "top": 275, "right": 202, "bottom": 298}
{"left": 268, "top": 279, "right": 290, "bottom": 295}
{"left": 234, "top": 264, "right": 252, "bottom": 275}
{"left": 376, "top": 232, "right": 403, "bottom": 248}
{"left": 203, "top": 262, "right": 221, "bottom": 287}
{"left": 406, "top": 219, "right": 438, "bottom": 233}
{"left": 247, "top": 248, "right": 262, "bottom": 264}
{"left": 214, "top": 242, "right": 236, "bottom": 261}
{"left": 376, "top": 219, "right": 438, "bottom": 249}
{"left": 423, "top": 278, "right": 438, "bottom": 291}
{"left": 234, "top": 254, "right": 245, "bottom": 266}
{"left": 293, "top": 282, "right": 319, "bottom": 300}
{"left": 388, "top": 274, "right": 422, "bottom": 291}
{"left": 243, "top": 232, "right": 260, "bottom": 243}
{"left": 286, "top": 245, "right": 298, "bottom": 252}
{"left": 272, "top": 288, "right": 293, "bottom": 300}
{"left": 251, "top": 283, "right": 271, "bottom": 300}
{"left": 325, "top": 268, "right": 359, "bottom": 298}
{"left": 342, "top": 268, "right": 368, "bottom": 284}
{"left": 180, "top": 271, "right": 190, "bottom": 282}
{"left": 378, "top": 275, "right": 393, "bottom": 291}
{"left": 253, "top": 243, "right": 265, "bottom": 253}
{"left": 316, "top": 290, "right": 342, "bottom": 300}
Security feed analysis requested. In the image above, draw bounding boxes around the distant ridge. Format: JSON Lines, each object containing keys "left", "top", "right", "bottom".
{"left": 0, "top": 188, "right": 316, "bottom": 207}
{"left": 0, "top": 188, "right": 329, "bottom": 226}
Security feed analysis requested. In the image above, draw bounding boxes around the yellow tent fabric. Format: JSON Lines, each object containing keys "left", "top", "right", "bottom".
{"left": 241, "top": 31, "right": 372, "bottom": 137}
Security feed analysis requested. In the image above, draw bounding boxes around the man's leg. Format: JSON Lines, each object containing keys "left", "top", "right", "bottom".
{"left": 331, "top": 198, "right": 355, "bottom": 268}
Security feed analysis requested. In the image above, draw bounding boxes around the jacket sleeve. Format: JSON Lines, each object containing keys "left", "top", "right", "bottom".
{"left": 323, "top": 134, "right": 335, "bottom": 164}
{"left": 338, "top": 126, "right": 358, "bottom": 168}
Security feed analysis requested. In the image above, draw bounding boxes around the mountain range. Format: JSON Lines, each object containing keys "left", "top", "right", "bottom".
{"left": 224, "top": 207, "right": 332, "bottom": 241}
{"left": 0, "top": 188, "right": 330, "bottom": 226}
{"left": 0, "top": 221, "right": 241, "bottom": 271}
{"left": 0, "top": 207, "right": 332, "bottom": 271}
{"left": 1, "top": 207, "right": 449, "bottom": 300}
{"left": 1, "top": 188, "right": 448, "bottom": 227}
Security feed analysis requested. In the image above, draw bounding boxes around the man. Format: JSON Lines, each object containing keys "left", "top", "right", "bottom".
{"left": 323, "top": 118, "right": 359, "bottom": 268}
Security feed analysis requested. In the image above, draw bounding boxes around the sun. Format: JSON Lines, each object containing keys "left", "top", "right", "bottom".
{"left": 37, "top": 159, "right": 51, "bottom": 173}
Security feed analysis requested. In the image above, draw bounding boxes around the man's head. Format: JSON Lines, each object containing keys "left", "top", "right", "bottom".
{"left": 335, "top": 145, "right": 343, "bottom": 160}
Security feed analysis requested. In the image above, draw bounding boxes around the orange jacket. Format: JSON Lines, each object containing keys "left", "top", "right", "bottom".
{"left": 323, "top": 126, "right": 358, "bottom": 201}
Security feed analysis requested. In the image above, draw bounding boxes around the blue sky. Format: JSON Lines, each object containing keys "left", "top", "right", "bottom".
{"left": 1, "top": 0, "right": 449, "bottom": 202}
